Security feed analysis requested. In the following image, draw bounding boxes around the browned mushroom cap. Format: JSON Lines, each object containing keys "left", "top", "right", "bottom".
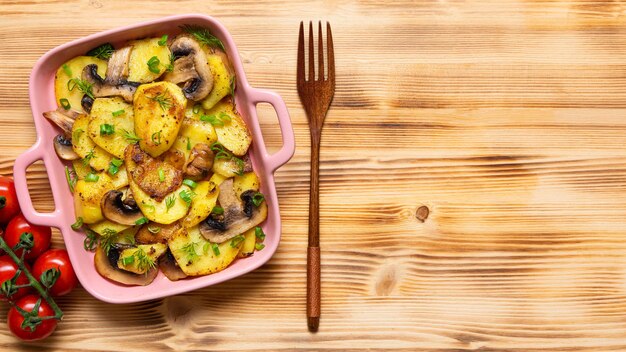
{"left": 101, "top": 189, "right": 144, "bottom": 226}
{"left": 94, "top": 244, "right": 158, "bottom": 286}
{"left": 43, "top": 108, "right": 81, "bottom": 136}
{"left": 163, "top": 35, "right": 213, "bottom": 101}
{"left": 159, "top": 248, "right": 187, "bottom": 281}
{"left": 185, "top": 143, "right": 214, "bottom": 179}
{"left": 198, "top": 179, "right": 268, "bottom": 243}
{"left": 53, "top": 135, "right": 80, "bottom": 160}
{"left": 82, "top": 64, "right": 139, "bottom": 103}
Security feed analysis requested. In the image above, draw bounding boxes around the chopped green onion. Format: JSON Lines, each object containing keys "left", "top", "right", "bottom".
{"left": 65, "top": 166, "right": 76, "bottom": 193}
{"left": 183, "top": 179, "right": 197, "bottom": 188}
{"left": 255, "top": 226, "right": 266, "bottom": 241}
{"left": 151, "top": 131, "right": 161, "bottom": 145}
{"left": 255, "top": 243, "right": 265, "bottom": 251}
{"left": 179, "top": 190, "right": 195, "bottom": 206}
{"left": 186, "top": 137, "right": 191, "bottom": 151}
{"left": 135, "top": 217, "right": 149, "bottom": 225}
{"left": 108, "top": 158, "right": 123, "bottom": 176}
{"left": 121, "top": 255, "right": 135, "bottom": 266}
{"left": 203, "top": 242, "right": 210, "bottom": 254}
{"left": 192, "top": 104, "right": 201, "bottom": 114}
{"left": 62, "top": 64, "right": 72, "bottom": 76}
{"left": 211, "top": 206, "right": 224, "bottom": 215}
{"left": 59, "top": 98, "right": 71, "bottom": 110}
{"left": 147, "top": 225, "right": 161, "bottom": 234}
{"left": 158, "top": 34, "right": 168, "bottom": 46}
{"left": 112, "top": 109, "right": 125, "bottom": 117}
{"left": 200, "top": 113, "right": 231, "bottom": 127}
{"left": 71, "top": 217, "right": 84, "bottom": 231}
{"left": 252, "top": 192, "right": 265, "bottom": 206}
{"left": 100, "top": 123, "right": 115, "bottom": 136}
{"left": 230, "top": 235, "right": 245, "bottom": 248}
{"left": 85, "top": 173, "right": 99, "bottom": 182}
{"left": 143, "top": 203, "right": 156, "bottom": 213}
{"left": 147, "top": 56, "right": 161, "bottom": 74}
{"left": 73, "top": 128, "right": 84, "bottom": 143}
{"left": 67, "top": 78, "right": 94, "bottom": 99}
{"left": 211, "top": 243, "right": 220, "bottom": 256}
{"left": 158, "top": 168, "right": 165, "bottom": 182}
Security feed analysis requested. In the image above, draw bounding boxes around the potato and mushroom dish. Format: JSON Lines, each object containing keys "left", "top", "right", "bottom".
{"left": 44, "top": 26, "right": 267, "bottom": 286}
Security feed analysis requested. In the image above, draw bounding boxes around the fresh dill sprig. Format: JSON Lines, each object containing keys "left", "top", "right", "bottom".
{"left": 120, "top": 129, "right": 142, "bottom": 143}
{"left": 67, "top": 78, "right": 94, "bottom": 99}
{"left": 86, "top": 43, "right": 115, "bottom": 60}
{"left": 180, "top": 24, "right": 225, "bottom": 51}
{"left": 149, "top": 91, "right": 172, "bottom": 111}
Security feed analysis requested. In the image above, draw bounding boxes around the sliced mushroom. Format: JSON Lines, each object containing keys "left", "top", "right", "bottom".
{"left": 82, "top": 64, "right": 139, "bottom": 103}
{"left": 101, "top": 189, "right": 144, "bottom": 225}
{"left": 163, "top": 35, "right": 213, "bottom": 101}
{"left": 198, "top": 179, "right": 268, "bottom": 243}
{"left": 81, "top": 94, "right": 94, "bottom": 113}
{"left": 43, "top": 108, "right": 80, "bottom": 135}
{"left": 185, "top": 143, "right": 214, "bottom": 179}
{"left": 53, "top": 135, "right": 79, "bottom": 160}
{"left": 94, "top": 244, "right": 157, "bottom": 286}
{"left": 159, "top": 248, "right": 187, "bottom": 281}
{"left": 105, "top": 46, "right": 132, "bottom": 84}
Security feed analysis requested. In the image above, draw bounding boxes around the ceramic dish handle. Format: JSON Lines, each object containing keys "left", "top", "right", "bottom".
{"left": 13, "top": 144, "right": 64, "bottom": 228}
{"left": 246, "top": 88, "right": 296, "bottom": 173}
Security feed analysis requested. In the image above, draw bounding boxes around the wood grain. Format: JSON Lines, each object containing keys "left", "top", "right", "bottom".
{"left": 2, "top": 0, "right": 626, "bottom": 350}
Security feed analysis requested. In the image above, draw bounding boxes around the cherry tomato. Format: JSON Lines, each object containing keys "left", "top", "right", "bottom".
{"left": 7, "top": 294, "right": 57, "bottom": 341}
{"left": 0, "top": 255, "right": 31, "bottom": 301}
{"left": 0, "top": 176, "right": 19, "bottom": 226}
{"left": 32, "top": 249, "right": 77, "bottom": 297}
{"left": 4, "top": 214, "right": 51, "bottom": 261}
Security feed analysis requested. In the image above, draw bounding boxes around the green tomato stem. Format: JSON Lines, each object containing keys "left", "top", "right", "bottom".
{"left": 0, "top": 235, "right": 63, "bottom": 321}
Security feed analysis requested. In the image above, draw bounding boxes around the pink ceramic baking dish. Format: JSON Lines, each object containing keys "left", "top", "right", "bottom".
{"left": 13, "top": 14, "right": 295, "bottom": 303}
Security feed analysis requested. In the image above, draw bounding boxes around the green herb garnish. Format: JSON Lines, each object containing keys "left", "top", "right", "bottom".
{"left": 158, "top": 34, "right": 168, "bottom": 46}
{"left": 147, "top": 56, "right": 161, "bottom": 74}
{"left": 211, "top": 243, "right": 220, "bottom": 256}
{"left": 165, "top": 195, "right": 176, "bottom": 212}
{"left": 85, "top": 172, "right": 99, "bottom": 182}
{"left": 84, "top": 230, "right": 98, "bottom": 251}
{"left": 82, "top": 149, "right": 96, "bottom": 166}
{"left": 181, "top": 242, "right": 198, "bottom": 261}
{"left": 135, "top": 217, "right": 149, "bottom": 226}
{"left": 121, "top": 129, "right": 142, "bottom": 143}
{"left": 252, "top": 192, "right": 265, "bottom": 207}
{"left": 210, "top": 142, "right": 244, "bottom": 175}
{"left": 186, "top": 137, "right": 191, "bottom": 151}
{"left": 86, "top": 43, "right": 114, "bottom": 60}
{"left": 255, "top": 243, "right": 265, "bottom": 251}
{"left": 183, "top": 179, "right": 197, "bottom": 189}
{"left": 180, "top": 24, "right": 225, "bottom": 51}
{"left": 151, "top": 131, "right": 162, "bottom": 146}
{"left": 200, "top": 112, "right": 231, "bottom": 127}
{"left": 71, "top": 217, "right": 83, "bottom": 231}
{"left": 211, "top": 206, "right": 224, "bottom": 215}
{"left": 73, "top": 128, "right": 84, "bottom": 143}
{"left": 62, "top": 64, "right": 72, "bottom": 76}
{"left": 121, "top": 255, "right": 134, "bottom": 266}
{"left": 67, "top": 78, "right": 94, "bottom": 99}
{"left": 147, "top": 226, "right": 161, "bottom": 234}
{"left": 64, "top": 165, "right": 76, "bottom": 193}
{"left": 59, "top": 98, "right": 71, "bottom": 110}
{"left": 100, "top": 123, "right": 115, "bottom": 136}
{"left": 158, "top": 168, "right": 165, "bottom": 182}
{"left": 192, "top": 104, "right": 201, "bottom": 114}
{"left": 230, "top": 235, "right": 245, "bottom": 248}
{"left": 179, "top": 190, "right": 195, "bottom": 206}
{"left": 112, "top": 109, "right": 125, "bottom": 117}
{"left": 255, "top": 226, "right": 266, "bottom": 241}
{"left": 149, "top": 91, "right": 171, "bottom": 111}
{"left": 108, "top": 158, "right": 123, "bottom": 176}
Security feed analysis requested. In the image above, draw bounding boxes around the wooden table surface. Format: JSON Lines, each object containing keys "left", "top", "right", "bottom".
{"left": 2, "top": 0, "right": 626, "bottom": 350}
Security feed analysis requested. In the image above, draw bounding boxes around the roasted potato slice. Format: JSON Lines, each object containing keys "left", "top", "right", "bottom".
{"left": 133, "top": 82, "right": 187, "bottom": 157}
{"left": 87, "top": 97, "right": 134, "bottom": 159}
{"left": 205, "top": 99, "right": 251, "bottom": 156}
{"left": 72, "top": 113, "right": 114, "bottom": 172}
{"left": 74, "top": 173, "right": 114, "bottom": 224}
{"left": 72, "top": 159, "right": 93, "bottom": 179}
{"left": 233, "top": 172, "right": 259, "bottom": 198}
{"left": 181, "top": 174, "right": 225, "bottom": 228}
{"left": 127, "top": 38, "right": 172, "bottom": 83}
{"left": 168, "top": 225, "right": 242, "bottom": 276}
{"left": 237, "top": 227, "right": 257, "bottom": 258}
{"left": 201, "top": 50, "right": 233, "bottom": 111}
{"left": 117, "top": 243, "right": 167, "bottom": 275}
{"left": 171, "top": 118, "right": 218, "bottom": 161}
{"left": 87, "top": 220, "right": 131, "bottom": 236}
{"left": 54, "top": 56, "right": 107, "bottom": 113}
{"left": 135, "top": 221, "right": 182, "bottom": 244}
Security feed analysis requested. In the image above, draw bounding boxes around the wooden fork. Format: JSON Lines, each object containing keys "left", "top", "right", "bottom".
{"left": 297, "top": 21, "right": 335, "bottom": 332}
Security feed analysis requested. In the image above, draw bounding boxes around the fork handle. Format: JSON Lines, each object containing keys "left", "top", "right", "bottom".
{"left": 307, "top": 133, "right": 321, "bottom": 332}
